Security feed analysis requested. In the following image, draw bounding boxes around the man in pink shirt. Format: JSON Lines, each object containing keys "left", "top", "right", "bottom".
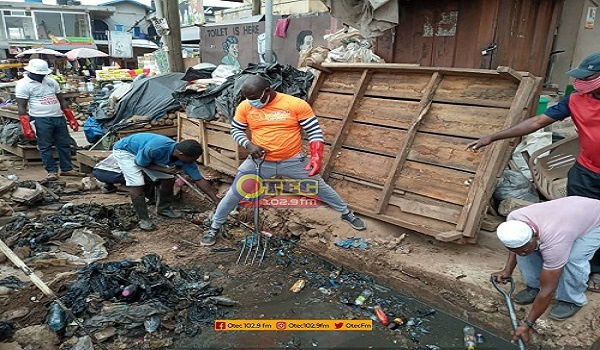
{"left": 492, "top": 196, "right": 600, "bottom": 343}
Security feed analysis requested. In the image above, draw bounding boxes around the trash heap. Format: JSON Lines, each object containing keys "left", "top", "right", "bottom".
{"left": 0, "top": 203, "right": 137, "bottom": 253}
{"left": 51, "top": 254, "right": 236, "bottom": 346}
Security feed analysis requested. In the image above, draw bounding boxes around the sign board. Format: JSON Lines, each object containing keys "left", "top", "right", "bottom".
{"left": 50, "top": 36, "right": 94, "bottom": 46}
{"left": 109, "top": 31, "right": 133, "bottom": 58}
{"left": 150, "top": 17, "right": 170, "bottom": 36}
{"left": 179, "top": 0, "right": 205, "bottom": 27}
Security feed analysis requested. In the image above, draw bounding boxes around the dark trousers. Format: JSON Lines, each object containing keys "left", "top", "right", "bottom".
{"left": 32, "top": 116, "right": 73, "bottom": 173}
{"left": 567, "top": 161, "right": 600, "bottom": 273}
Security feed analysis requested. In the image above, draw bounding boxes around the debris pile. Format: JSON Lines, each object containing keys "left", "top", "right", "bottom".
{"left": 0, "top": 203, "right": 138, "bottom": 255}
{"left": 53, "top": 254, "right": 235, "bottom": 346}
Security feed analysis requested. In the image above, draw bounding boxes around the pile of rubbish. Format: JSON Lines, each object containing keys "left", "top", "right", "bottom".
{"left": 174, "top": 63, "right": 314, "bottom": 122}
{"left": 48, "top": 253, "right": 236, "bottom": 346}
{"left": 0, "top": 203, "right": 138, "bottom": 256}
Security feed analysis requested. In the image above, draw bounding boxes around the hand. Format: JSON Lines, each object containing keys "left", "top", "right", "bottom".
{"left": 512, "top": 323, "right": 530, "bottom": 343}
{"left": 18, "top": 114, "right": 36, "bottom": 139}
{"left": 62, "top": 108, "right": 79, "bottom": 132}
{"left": 466, "top": 135, "right": 493, "bottom": 151}
{"left": 305, "top": 141, "right": 324, "bottom": 176}
{"left": 491, "top": 269, "right": 512, "bottom": 284}
{"left": 165, "top": 166, "right": 184, "bottom": 175}
{"left": 246, "top": 142, "right": 266, "bottom": 159}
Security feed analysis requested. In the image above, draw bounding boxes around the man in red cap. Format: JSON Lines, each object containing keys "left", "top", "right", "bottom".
{"left": 469, "top": 52, "right": 600, "bottom": 293}
{"left": 15, "top": 58, "right": 80, "bottom": 181}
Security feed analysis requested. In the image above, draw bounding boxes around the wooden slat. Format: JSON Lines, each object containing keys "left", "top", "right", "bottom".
{"left": 312, "top": 92, "right": 354, "bottom": 119}
{"left": 434, "top": 75, "right": 519, "bottom": 108}
{"left": 328, "top": 177, "right": 455, "bottom": 236}
{"left": 388, "top": 195, "right": 461, "bottom": 224}
{"left": 320, "top": 118, "right": 406, "bottom": 155}
{"left": 409, "top": 133, "right": 484, "bottom": 173}
{"left": 205, "top": 129, "right": 238, "bottom": 151}
{"left": 330, "top": 148, "right": 393, "bottom": 185}
{"left": 307, "top": 70, "right": 328, "bottom": 105}
{"left": 419, "top": 103, "right": 508, "bottom": 138}
{"left": 394, "top": 161, "right": 472, "bottom": 206}
{"left": 199, "top": 119, "right": 209, "bottom": 165}
{"left": 456, "top": 76, "right": 538, "bottom": 236}
{"left": 322, "top": 69, "right": 373, "bottom": 180}
{"left": 364, "top": 71, "right": 432, "bottom": 100}
{"left": 377, "top": 72, "right": 442, "bottom": 213}
{"left": 319, "top": 71, "right": 364, "bottom": 94}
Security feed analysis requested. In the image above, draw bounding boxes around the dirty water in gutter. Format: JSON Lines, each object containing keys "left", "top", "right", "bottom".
{"left": 175, "top": 238, "right": 517, "bottom": 349}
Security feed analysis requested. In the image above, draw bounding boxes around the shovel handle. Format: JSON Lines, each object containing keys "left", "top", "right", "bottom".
{"left": 490, "top": 275, "right": 515, "bottom": 297}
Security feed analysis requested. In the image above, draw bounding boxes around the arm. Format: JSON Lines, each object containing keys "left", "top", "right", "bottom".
{"left": 17, "top": 98, "right": 28, "bottom": 115}
{"left": 194, "top": 178, "right": 220, "bottom": 204}
{"left": 467, "top": 114, "right": 556, "bottom": 150}
{"left": 58, "top": 93, "right": 79, "bottom": 131}
{"left": 513, "top": 268, "right": 562, "bottom": 343}
{"left": 299, "top": 116, "right": 325, "bottom": 176}
{"left": 492, "top": 251, "right": 518, "bottom": 282}
{"left": 16, "top": 98, "right": 35, "bottom": 139}
{"left": 231, "top": 116, "right": 264, "bottom": 158}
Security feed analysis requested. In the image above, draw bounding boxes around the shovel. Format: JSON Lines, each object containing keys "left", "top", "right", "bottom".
{"left": 490, "top": 276, "right": 527, "bottom": 350}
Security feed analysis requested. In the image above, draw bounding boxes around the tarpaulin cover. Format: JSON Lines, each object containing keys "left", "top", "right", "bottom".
{"left": 173, "top": 63, "right": 314, "bottom": 122}
{"left": 98, "top": 73, "right": 186, "bottom": 128}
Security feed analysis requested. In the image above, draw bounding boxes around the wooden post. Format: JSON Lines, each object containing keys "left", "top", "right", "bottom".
{"left": 321, "top": 69, "right": 372, "bottom": 181}
{"left": 375, "top": 72, "right": 443, "bottom": 214}
{"left": 162, "top": 0, "right": 184, "bottom": 72}
{"left": 455, "top": 76, "right": 538, "bottom": 237}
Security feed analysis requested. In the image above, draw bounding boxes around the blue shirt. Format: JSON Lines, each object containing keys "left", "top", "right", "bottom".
{"left": 543, "top": 95, "right": 572, "bottom": 120}
{"left": 113, "top": 133, "right": 202, "bottom": 181}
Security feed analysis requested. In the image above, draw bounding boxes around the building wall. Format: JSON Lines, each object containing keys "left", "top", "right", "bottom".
{"left": 216, "top": 0, "right": 328, "bottom": 21}
{"left": 104, "top": 2, "right": 150, "bottom": 33}
{"left": 201, "top": 12, "right": 336, "bottom": 68}
{"left": 548, "top": 0, "right": 585, "bottom": 90}
{"left": 572, "top": 3, "right": 600, "bottom": 72}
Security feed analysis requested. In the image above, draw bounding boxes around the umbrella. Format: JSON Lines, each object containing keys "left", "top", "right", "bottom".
{"left": 16, "top": 48, "right": 65, "bottom": 58}
{"left": 66, "top": 48, "right": 109, "bottom": 61}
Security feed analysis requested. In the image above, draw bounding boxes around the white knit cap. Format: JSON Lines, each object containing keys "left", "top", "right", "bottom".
{"left": 496, "top": 220, "right": 533, "bottom": 248}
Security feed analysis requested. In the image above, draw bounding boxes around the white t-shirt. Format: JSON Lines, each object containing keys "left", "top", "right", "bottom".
{"left": 15, "top": 75, "right": 62, "bottom": 117}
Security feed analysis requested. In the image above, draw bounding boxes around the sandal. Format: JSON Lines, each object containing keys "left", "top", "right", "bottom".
{"left": 587, "top": 273, "right": 600, "bottom": 293}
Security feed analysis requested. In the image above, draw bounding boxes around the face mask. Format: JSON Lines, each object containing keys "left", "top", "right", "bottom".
{"left": 573, "top": 75, "right": 600, "bottom": 94}
{"left": 28, "top": 72, "right": 46, "bottom": 83}
{"left": 247, "top": 90, "right": 270, "bottom": 109}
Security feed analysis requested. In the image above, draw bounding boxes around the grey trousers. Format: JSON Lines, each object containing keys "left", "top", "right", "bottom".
{"left": 516, "top": 226, "right": 600, "bottom": 306}
{"left": 211, "top": 154, "right": 349, "bottom": 229}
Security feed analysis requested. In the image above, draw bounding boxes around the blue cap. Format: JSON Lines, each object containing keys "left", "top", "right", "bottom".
{"left": 567, "top": 52, "right": 600, "bottom": 79}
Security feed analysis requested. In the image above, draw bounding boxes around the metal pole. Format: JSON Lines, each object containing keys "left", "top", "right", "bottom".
{"left": 264, "top": 0, "right": 273, "bottom": 64}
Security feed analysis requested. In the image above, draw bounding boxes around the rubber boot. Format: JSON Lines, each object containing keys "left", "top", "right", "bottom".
{"left": 131, "top": 196, "right": 155, "bottom": 231}
{"left": 156, "top": 190, "right": 181, "bottom": 218}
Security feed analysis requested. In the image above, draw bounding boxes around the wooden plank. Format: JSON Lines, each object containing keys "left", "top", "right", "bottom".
{"left": 388, "top": 195, "right": 461, "bottom": 224}
{"left": 419, "top": 103, "right": 508, "bottom": 139}
{"left": 307, "top": 70, "right": 328, "bottom": 105}
{"left": 319, "top": 71, "right": 364, "bottom": 94}
{"left": 322, "top": 69, "right": 372, "bottom": 181}
{"left": 434, "top": 75, "right": 519, "bottom": 108}
{"left": 320, "top": 118, "right": 406, "bottom": 155}
{"left": 364, "top": 71, "right": 432, "bottom": 100}
{"left": 409, "top": 133, "right": 484, "bottom": 173}
{"left": 456, "top": 76, "right": 538, "bottom": 236}
{"left": 330, "top": 148, "right": 393, "bottom": 185}
{"left": 199, "top": 119, "right": 209, "bottom": 165}
{"left": 312, "top": 92, "right": 354, "bottom": 119}
{"left": 394, "top": 160, "right": 472, "bottom": 206}
{"left": 205, "top": 129, "right": 238, "bottom": 151}
{"left": 117, "top": 125, "right": 177, "bottom": 138}
{"left": 328, "top": 177, "right": 455, "bottom": 236}
{"left": 377, "top": 72, "right": 442, "bottom": 213}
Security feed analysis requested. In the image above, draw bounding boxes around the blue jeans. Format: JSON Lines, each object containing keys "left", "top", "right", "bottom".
{"left": 32, "top": 116, "right": 73, "bottom": 173}
{"left": 516, "top": 226, "right": 600, "bottom": 306}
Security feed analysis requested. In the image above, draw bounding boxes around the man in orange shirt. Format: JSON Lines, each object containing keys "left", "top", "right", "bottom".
{"left": 201, "top": 75, "right": 366, "bottom": 246}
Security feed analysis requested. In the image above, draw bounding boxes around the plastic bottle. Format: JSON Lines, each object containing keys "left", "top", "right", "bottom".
{"left": 463, "top": 325, "right": 477, "bottom": 350}
{"left": 120, "top": 285, "right": 139, "bottom": 301}
{"left": 374, "top": 305, "right": 389, "bottom": 326}
{"left": 47, "top": 302, "right": 66, "bottom": 331}
{"left": 354, "top": 289, "right": 373, "bottom": 306}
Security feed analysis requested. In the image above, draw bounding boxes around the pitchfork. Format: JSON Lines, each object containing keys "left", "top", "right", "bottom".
{"left": 236, "top": 153, "right": 271, "bottom": 267}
